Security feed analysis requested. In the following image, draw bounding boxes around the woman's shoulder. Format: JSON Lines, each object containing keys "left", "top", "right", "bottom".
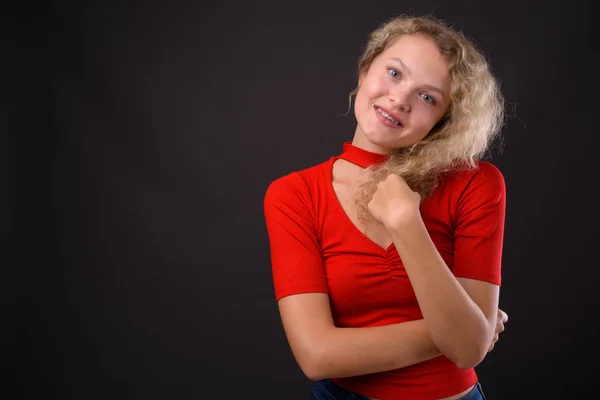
{"left": 443, "top": 162, "right": 505, "bottom": 214}
{"left": 444, "top": 160, "right": 505, "bottom": 189}
{"left": 264, "top": 158, "right": 334, "bottom": 204}
{"left": 430, "top": 161, "right": 505, "bottom": 207}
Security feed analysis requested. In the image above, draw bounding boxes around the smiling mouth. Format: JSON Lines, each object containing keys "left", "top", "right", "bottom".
{"left": 375, "top": 106, "right": 402, "bottom": 126}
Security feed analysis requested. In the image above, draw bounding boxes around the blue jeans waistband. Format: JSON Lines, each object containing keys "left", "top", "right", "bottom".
{"left": 308, "top": 379, "right": 486, "bottom": 400}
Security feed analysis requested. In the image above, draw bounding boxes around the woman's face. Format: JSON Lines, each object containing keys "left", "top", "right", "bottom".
{"left": 353, "top": 34, "right": 453, "bottom": 153}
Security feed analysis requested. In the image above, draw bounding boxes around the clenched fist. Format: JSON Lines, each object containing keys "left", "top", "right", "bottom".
{"left": 367, "top": 173, "right": 422, "bottom": 228}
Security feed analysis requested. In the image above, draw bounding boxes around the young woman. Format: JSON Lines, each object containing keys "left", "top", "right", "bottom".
{"left": 264, "top": 15, "right": 508, "bottom": 400}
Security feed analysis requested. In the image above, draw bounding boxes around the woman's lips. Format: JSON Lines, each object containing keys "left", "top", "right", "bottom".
{"left": 374, "top": 105, "right": 404, "bottom": 128}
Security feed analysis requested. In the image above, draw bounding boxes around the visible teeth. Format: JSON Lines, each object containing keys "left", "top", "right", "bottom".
{"left": 376, "top": 107, "right": 400, "bottom": 125}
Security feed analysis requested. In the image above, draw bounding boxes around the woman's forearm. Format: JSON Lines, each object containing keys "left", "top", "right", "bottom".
{"left": 388, "top": 214, "right": 493, "bottom": 369}
{"left": 303, "top": 319, "right": 441, "bottom": 380}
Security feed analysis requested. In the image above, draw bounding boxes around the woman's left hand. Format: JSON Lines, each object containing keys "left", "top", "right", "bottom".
{"left": 488, "top": 308, "right": 508, "bottom": 352}
{"left": 367, "top": 173, "right": 422, "bottom": 229}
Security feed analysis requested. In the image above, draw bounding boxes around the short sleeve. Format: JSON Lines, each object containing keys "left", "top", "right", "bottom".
{"left": 263, "top": 173, "right": 328, "bottom": 301}
{"left": 453, "top": 162, "right": 506, "bottom": 286}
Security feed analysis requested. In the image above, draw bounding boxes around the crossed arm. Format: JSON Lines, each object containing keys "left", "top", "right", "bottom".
{"left": 278, "top": 279, "right": 505, "bottom": 380}
{"left": 266, "top": 165, "right": 507, "bottom": 380}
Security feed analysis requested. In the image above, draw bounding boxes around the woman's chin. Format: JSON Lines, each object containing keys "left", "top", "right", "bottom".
{"left": 366, "top": 130, "right": 423, "bottom": 152}
{"left": 363, "top": 139, "right": 397, "bottom": 154}
{"left": 362, "top": 132, "right": 401, "bottom": 151}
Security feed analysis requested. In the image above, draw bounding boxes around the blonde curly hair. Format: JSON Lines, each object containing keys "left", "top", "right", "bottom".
{"left": 352, "top": 15, "right": 505, "bottom": 221}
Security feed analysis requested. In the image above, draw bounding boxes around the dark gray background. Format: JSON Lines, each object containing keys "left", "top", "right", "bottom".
{"left": 6, "top": 0, "right": 598, "bottom": 398}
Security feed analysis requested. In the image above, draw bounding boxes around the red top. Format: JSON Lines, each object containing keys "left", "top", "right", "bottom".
{"left": 263, "top": 142, "right": 506, "bottom": 400}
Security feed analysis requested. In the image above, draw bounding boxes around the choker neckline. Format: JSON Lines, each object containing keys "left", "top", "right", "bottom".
{"left": 338, "top": 142, "right": 390, "bottom": 168}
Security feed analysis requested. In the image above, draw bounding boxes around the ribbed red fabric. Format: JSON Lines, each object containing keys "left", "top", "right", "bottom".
{"left": 263, "top": 142, "right": 506, "bottom": 400}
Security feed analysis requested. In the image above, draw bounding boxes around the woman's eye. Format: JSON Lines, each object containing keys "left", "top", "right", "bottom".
{"left": 388, "top": 69, "right": 400, "bottom": 78}
{"left": 422, "top": 93, "right": 436, "bottom": 104}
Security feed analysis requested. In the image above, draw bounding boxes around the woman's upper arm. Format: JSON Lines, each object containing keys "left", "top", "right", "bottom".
{"left": 453, "top": 162, "right": 506, "bottom": 323}
{"left": 264, "top": 173, "right": 328, "bottom": 300}
{"left": 456, "top": 277, "right": 499, "bottom": 328}
{"left": 277, "top": 292, "right": 335, "bottom": 376}
{"left": 264, "top": 173, "right": 333, "bottom": 370}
